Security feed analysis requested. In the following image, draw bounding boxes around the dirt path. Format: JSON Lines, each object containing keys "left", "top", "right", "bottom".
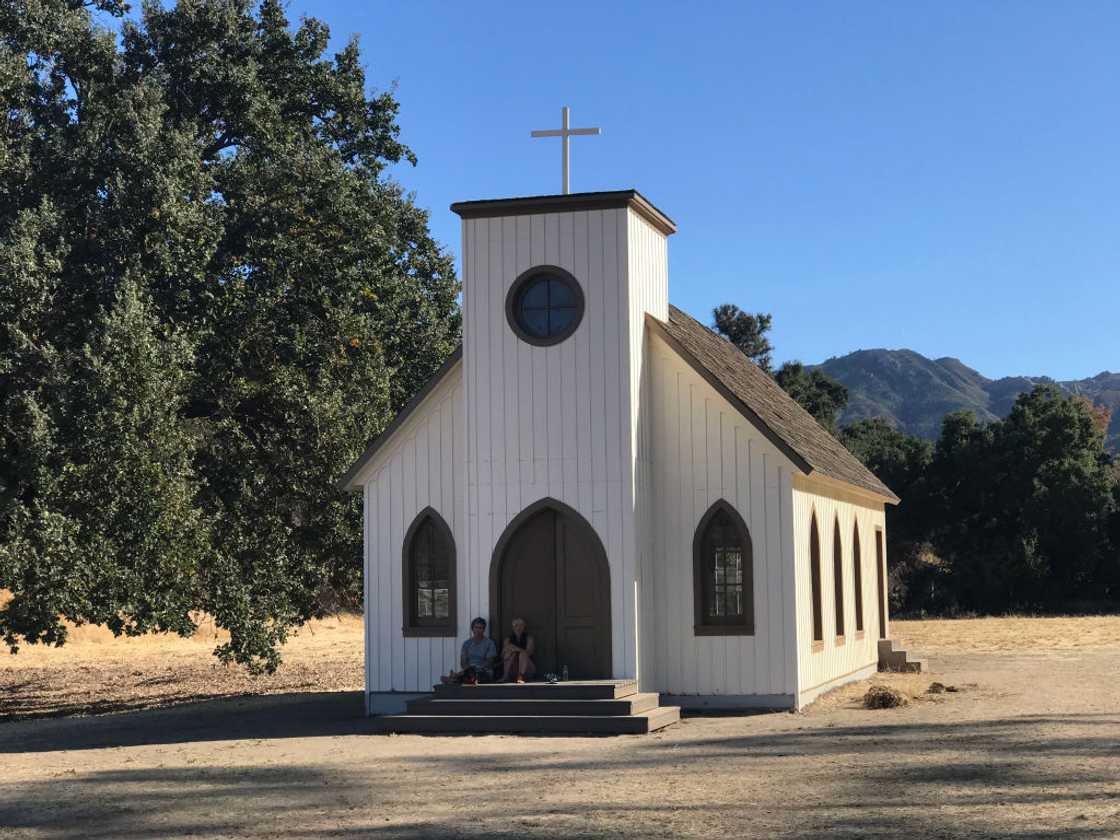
{"left": 2, "top": 619, "right": 1119, "bottom": 838}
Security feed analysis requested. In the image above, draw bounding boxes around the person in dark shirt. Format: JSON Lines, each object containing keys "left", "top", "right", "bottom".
{"left": 500, "top": 617, "right": 536, "bottom": 683}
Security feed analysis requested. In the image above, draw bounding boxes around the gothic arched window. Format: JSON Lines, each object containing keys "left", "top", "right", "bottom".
{"left": 810, "top": 512, "right": 824, "bottom": 646}
{"left": 402, "top": 508, "right": 456, "bottom": 637}
{"left": 693, "top": 500, "right": 754, "bottom": 635}
{"left": 852, "top": 521, "right": 865, "bottom": 634}
{"left": 833, "top": 516, "right": 845, "bottom": 640}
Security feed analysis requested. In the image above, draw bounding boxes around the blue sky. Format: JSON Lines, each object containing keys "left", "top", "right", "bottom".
{"left": 284, "top": 1, "right": 1117, "bottom": 380}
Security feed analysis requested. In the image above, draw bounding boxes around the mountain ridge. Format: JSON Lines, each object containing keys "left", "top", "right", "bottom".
{"left": 813, "top": 349, "right": 1119, "bottom": 450}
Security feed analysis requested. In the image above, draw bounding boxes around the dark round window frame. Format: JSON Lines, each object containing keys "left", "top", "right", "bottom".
{"left": 504, "top": 265, "right": 585, "bottom": 347}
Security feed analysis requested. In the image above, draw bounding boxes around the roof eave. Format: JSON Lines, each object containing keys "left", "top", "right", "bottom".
{"left": 450, "top": 190, "right": 677, "bottom": 237}
{"left": 647, "top": 313, "right": 813, "bottom": 476}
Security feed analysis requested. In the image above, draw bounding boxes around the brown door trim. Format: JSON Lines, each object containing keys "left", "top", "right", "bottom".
{"left": 489, "top": 497, "right": 612, "bottom": 678}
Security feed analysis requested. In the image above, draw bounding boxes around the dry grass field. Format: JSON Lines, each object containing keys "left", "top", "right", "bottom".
{"left": 2, "top": 614, "right": 1119, "bottom": 838}
{"left": 0, "top": 612, "right": 364, "bottom": 721}
{"left": 893, "top": 614, "right": 1120, "bottom": 653}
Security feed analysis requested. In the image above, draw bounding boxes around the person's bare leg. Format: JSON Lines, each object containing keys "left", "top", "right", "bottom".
{"left": 517, "top": 651, "right": 532, "bottom": 682}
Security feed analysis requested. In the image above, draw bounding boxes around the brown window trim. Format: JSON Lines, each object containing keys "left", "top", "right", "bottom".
{"left": 832, "top": 516, "right": 845, "bottom": 639}
{"left": 401, "top": 506, "right": 457, "bottom": 638}
{"left": 692, "top": 499, "right": 755, "bottom": 637}
{"left": 505, "top": 265, "right": 585, "bottom": 347}
{"left": 875, "top": 527, "right": 888, "bottom": 640}
{"left": 852, "top": 520, "right": 865, "bottom": 634}
{"left": 809, "top": 511, "right": 824, "bottom": 643}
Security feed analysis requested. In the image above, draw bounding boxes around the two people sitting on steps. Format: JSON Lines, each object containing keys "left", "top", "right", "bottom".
{"left": 442, "top": 616, "right": 536, "bottom": 685}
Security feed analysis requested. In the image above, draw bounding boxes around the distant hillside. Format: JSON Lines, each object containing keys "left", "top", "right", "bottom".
{"left": 814, "top": 350, "right": 1120, "bottom": 451}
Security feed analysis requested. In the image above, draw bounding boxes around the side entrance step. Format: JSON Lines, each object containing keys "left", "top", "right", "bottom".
{"left": 374, "top": 679, "right": 680, "bottom": 735}
{"left": 878, "top": 638, "right": 926, "bottom": 673}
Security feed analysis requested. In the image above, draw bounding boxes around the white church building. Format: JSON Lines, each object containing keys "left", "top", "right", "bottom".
{"left": 339, "top": 189, "right": 899, "bottom": 716}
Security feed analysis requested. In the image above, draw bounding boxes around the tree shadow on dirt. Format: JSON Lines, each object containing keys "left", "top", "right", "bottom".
{"left": 3, "top": 694, "right": 1118, "bottom": 838}
{"left": 0, "top": 691, "right": 372, "bottom": 754}
{"left": 2, "top": 755, "right": 1115, "bottom": 840}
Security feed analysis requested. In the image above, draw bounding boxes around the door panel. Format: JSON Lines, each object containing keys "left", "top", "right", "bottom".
{"left": 556, "top": 515, "right": 610, "bottom": 679}
{"left": 495, "top": 503, "right": 611, "bottom": 680}
{"left": 500, "top": 509, "right": 557, "bottom": 675}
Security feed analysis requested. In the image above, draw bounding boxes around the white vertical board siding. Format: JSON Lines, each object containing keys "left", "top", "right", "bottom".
{"left": 359, "top": 367, "right": 465, "bottom": 692}
{"left": 628, "top": 211, "right": 669, "bottom": 685}
{"left": 791, "top": 477, "right": 887, "bottom": 704}
{"left": 361, "top": 205, "right": 671, "bottom": 690}
{"left": 459, "top": 209, "right": 670, "bottom": 680}
{"left": 646, "top": 331, "right": 800, "bottom": 698}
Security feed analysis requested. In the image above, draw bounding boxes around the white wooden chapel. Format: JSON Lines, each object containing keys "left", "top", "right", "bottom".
{"left": 339, "top": 179, "right": 899, "bottom": 714}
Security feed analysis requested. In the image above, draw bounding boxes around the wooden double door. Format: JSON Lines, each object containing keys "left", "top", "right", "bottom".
{"left": 493, "top": 503, "right": 611, "bottom": 680}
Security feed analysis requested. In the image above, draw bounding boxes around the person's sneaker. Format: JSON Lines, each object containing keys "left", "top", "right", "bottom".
{"left": 515, "top": 676, "right": 525, "bottom": 684}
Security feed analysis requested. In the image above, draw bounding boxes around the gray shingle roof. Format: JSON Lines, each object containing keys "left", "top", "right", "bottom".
{"left": 651, "top": 305, "right": 899, "bottom": 503}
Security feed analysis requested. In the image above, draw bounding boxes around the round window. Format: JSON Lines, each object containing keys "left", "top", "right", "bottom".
{"left": 505, "top": 266, "right": 585, "bottom": 346}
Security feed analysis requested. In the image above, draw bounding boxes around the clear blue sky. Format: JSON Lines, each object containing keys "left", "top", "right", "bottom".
{"left": 286, "top": 1, "right": 1117, "bottom": 380}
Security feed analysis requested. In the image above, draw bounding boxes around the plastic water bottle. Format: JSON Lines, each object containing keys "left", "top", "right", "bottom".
{"left": 562, "top": 665, "right": 568, "bottom": 682}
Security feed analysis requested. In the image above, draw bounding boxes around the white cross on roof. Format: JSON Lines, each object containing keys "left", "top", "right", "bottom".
{"left": 530, "top": 106, "right": 601, "bottom": 195}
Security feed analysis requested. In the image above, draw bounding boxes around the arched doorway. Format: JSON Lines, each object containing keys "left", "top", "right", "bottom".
{"left": 490, "top": 499, "right": 611, "bottom": 679}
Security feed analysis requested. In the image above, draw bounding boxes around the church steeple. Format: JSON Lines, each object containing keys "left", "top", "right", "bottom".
{"left": 450, "top": 188, "right": 674, "bottom": 680}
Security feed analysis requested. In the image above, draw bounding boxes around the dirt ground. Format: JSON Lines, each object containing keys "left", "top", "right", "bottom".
{"left": 2, "top": 616, "right": 1119, "bottom": 839}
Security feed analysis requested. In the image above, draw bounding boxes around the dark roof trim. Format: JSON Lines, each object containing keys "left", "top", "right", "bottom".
{"left": 336, "top": 346, "right": 463, "bottom": 491}
{"left": 450, "top": 190, "right": 677, "bottom": 237}
{"left": 646, "top": 315, "right": 814, "bottom": 475}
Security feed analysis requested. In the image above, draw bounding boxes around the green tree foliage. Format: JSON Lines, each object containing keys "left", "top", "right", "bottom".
{"left": 0, "top": 0, "right": 459, "bottom": 670}
{"left": 840, "top": 419, "right": 937, "bottom": 609}
{"left": 711, "top": 304, "right": 773, "bottom": 372}
{"left": 924, "top": 387, "right": 1117, "bottom": 611}
{"left": 774, "top": 361, "right": 849, "bottom": 434}
{"left": 0, "top": 282, "right": 208, "bottom": 648}
{"left": 842, "top": 387, "right": 1120, "bottom": 614}
{"left": 712, "top": 304, "right": 848, "bottom": 430}
{"left": 840, "top": 418, "right": 931, "bottom": 540}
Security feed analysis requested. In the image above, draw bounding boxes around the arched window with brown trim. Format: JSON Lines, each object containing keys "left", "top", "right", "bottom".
{"left": 852, "top": 521, "right": 865, "bottom": 634}
{"left": 693, "top": 500, "right": 754, "bottom": 635}
{"left": 833, "top": 516, "right": 845, "bottom": 639}
{"left": 809, "top": 512, "right": 823, "bottom": 645}
{"left": 402, "top": 507, "right": 456, "bottom": 637}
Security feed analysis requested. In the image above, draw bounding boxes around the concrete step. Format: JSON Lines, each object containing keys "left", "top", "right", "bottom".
{"left": 878, "top": 639, "right": 925, "bottom": 672}
{"left": 432, "top": 679, "right": 638, "bottom": 701}
{"left": 374, "top": 706, "right": 680, "bottom": 735}
{"left": 407, "top": 693, "right": 661, "bottom": 717}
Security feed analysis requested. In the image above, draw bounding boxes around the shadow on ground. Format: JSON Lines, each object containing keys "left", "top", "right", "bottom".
{"left": 0, "top": 691, "right": 370, "bottom": 754}
{"left": 2, "top": 690, "right": 1118, "bottom": 838}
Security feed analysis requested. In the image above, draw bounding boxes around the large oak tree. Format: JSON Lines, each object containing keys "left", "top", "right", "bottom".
{"left": 0, "top": 0, "right": 460, "bottom": 670}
